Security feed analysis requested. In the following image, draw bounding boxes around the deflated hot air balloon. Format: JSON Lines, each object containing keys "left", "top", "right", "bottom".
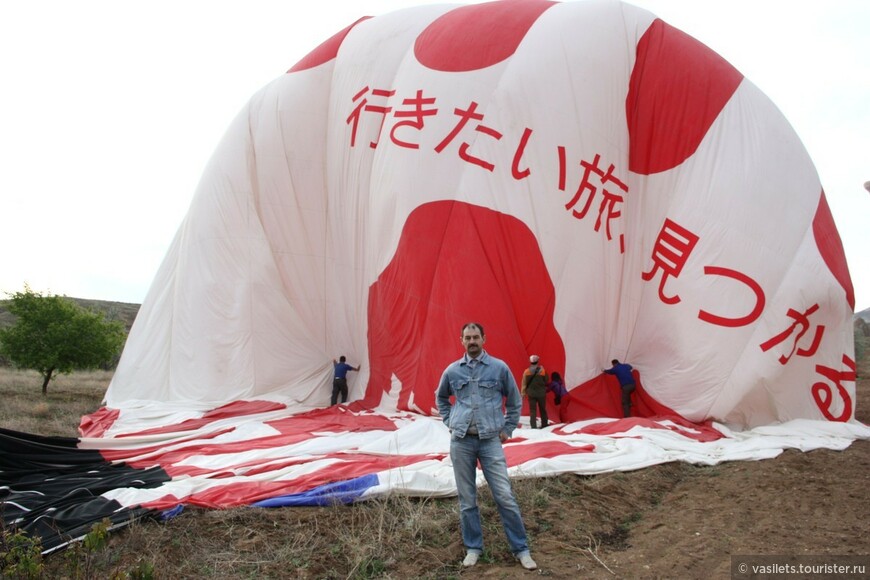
{"left": 108, "top": 0, "right": 856, "bottom": 427}
{"left": 2, "top": 0, "right": 865, "bottom": 553}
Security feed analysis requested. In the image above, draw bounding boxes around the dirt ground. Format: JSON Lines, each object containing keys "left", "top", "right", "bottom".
{"left": 473, "top": 372, "right": 870, "bottom": 578}
{"left": 475, "top": 365, "right": 870, "bottom": 580}
{"left": 36, "top": 360, "right": 870, "bottom": 579}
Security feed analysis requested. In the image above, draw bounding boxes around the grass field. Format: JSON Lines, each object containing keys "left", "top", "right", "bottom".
{"left": 0, "top": 368, "right": 108, "bottom": 436}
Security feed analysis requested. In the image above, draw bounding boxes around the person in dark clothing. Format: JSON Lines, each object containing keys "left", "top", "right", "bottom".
{"left": 603, "top": 359, "right": 635, "bottom": 417}
{"left": 521, "top": 355, "right": 549, "bottom": 428}
{"left": 332, "top": 356, "right": 360, "bottom": 405}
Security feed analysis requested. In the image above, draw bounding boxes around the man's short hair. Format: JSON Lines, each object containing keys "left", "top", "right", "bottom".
{"left": 611, "top": 359, "right": 619, "bottom": 365}
{"left": 340, "top": 355, "right": 347, "bottom": 363}
{"left": 461, "top": 322, "right": 485, "bottom": 336}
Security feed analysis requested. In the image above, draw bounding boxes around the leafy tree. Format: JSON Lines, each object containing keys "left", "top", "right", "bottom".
{"left": 0, "top": 286, "right": 126, "bottom": 394}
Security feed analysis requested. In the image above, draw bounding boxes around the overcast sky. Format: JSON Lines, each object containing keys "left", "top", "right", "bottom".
{"left": 1, "top": 0, "right": 867, "bottom": 311}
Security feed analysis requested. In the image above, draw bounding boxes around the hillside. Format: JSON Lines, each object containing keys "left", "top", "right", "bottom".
{"left": 68, "top": 298, "right": 140, "bottom": 331}
{"left": 0, "top": 297, "right": 139, "bottom": 333}
{"left": 3, "top": 300, "right": 866, "bottom": 332}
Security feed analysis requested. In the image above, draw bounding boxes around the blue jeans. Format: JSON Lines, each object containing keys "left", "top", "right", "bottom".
{"left": 450, "top": 434, "right": 530, "bottom": 556}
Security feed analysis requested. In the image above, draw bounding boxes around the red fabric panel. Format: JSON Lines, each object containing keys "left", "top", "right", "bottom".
{"left": 266, "top": 406, "right": 398, "bottom": 435}
{"left": 79, "top": 406, "right": 119, "bottom": 438}
{"left": 99, "top": 428, "right": 236, "bottom": 463}
{"left": 504, "top": 440, "right": 594, "bottom": 466}
{"left": 203, "top": 400, "right": 287, "bottom": 419}
{"left": 542, "top": 391, "right": 564, "bottom": 424}
{"left": 103, "top": 408, "right": 398, "bottom": 471}
{"left": 287, "top": 17, "right": 371, "bottom": 73}
{"left": 812, "top": 190, "right": 855, "bottom": 310}
{"left": 141, "top": 453, "right": 440, "bottom": 510}
{"left": 565, "top": 416, "right": 724, "bottom": 443}
{"left": 364, "top": 200, "right": 566, "bottom": 413}
{"left": 415, "top": 0, "right": 556, "bottom": 72}
{"left": 101, "top": 407, "right": 397, "bottom": 470}
{"left": 560, "top": 371, "right": 678, "bottom": 421}
{"left": 126, "top": 432, "right": 317, "bottom": 472}
{"left": 117, "top": 400, "right": 287, "bottom": 438}
{"left": 627, "top": 19, "right": 743, "bottom": 175}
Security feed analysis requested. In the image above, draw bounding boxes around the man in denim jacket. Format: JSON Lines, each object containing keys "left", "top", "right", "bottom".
{"left": 435, "top": 322, "right": 537, "bottom": 571}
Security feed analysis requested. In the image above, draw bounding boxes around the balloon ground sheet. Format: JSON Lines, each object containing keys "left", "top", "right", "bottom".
{"left": 3, "top": 400, "right": 868, "bottom": 553}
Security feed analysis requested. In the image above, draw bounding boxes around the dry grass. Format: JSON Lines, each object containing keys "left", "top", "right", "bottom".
{"left": 0, "top": 367, "right": 108, "bottom": 436}
{"left": 85, "top": 473, "right": 642, "bottom": 579}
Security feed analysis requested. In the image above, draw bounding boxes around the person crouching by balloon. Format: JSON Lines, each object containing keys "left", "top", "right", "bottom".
{"left": 547, "top": 371, "right": 568, "bottom": 406}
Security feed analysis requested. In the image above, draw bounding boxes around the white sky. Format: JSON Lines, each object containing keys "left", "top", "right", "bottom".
{"left": 1, "top": 0, "right": 868, "bottom": 311}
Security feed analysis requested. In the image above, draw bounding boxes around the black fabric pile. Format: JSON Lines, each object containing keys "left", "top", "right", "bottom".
{"left": 0, "top": 428, "right": 171, "bottom": 553}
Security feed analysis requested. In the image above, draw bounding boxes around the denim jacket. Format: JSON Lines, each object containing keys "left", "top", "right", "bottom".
{"left": 435, "top": 350, "right": 521, "bottom": 440}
